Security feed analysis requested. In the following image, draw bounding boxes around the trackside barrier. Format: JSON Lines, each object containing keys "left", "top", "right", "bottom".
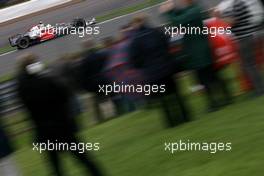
{"left": 0, "top": 79, "right": 23, "bottom": 116}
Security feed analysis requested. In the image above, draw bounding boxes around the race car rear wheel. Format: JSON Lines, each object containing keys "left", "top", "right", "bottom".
{"left": 17, "top": 37, "right": 30, "bottom": 49}
{"left": 72, "top": 18, "right": 86, "bottom": 28}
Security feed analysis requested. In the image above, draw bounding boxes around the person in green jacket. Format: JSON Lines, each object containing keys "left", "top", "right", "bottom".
{"left": 160, "top": 0, "right": 232, "bottom": 111}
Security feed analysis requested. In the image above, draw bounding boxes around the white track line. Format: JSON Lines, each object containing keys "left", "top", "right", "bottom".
{"left": 0, "top": 50, "right": 17, "bottom": 57}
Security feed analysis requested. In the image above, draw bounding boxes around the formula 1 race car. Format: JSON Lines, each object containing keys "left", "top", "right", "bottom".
{"left": 8, "top": 18, "right": 96, "bottom": 49}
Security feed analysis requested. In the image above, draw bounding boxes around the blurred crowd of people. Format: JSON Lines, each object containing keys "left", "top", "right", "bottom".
{"left": 1, "top": 0, "right": 264, "bottom": 175}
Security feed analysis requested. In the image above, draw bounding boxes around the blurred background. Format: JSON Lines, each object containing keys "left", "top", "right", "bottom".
{"left": 0, "top": 0, "right": 264, "bottom": 175}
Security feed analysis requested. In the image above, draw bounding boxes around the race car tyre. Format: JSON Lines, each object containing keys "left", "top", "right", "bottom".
{"left": 72, "top": 18, "right": 86, "bottom": 28}
{"left": 17, "top": 37, "right": 30, "bottom": 49}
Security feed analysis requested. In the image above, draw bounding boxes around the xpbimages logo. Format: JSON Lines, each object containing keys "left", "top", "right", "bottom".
{"left": 164, "top": 24, "right": 232, "bottom": 38}
{"left": 39, "top": 24, "right": 100, "bottom": 38}
{"left": 164, "top": 140, "right": 232, "bottom": 154}
{"left": 98, "top": 82, "right": 166, "bottom": 96}
{"left": 32, "top": 140, "right": 100, "bottom": 153}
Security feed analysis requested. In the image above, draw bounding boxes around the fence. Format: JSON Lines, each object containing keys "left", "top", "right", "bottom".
{"left": 0, "top": 79, "right": 23, "bottom": 116}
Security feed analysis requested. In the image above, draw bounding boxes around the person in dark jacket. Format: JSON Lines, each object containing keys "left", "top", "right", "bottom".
{"left": 16, "top": 53, "right": 104, "bottom": 176}
{"left": 51, "top": 54, "right": 84, "bottom": 122}
{"left": 78, "top": 39, "right": 109, "bottom": 122}
{"left": 0, "top": 127, "right": 20, "bottom": 176}
{"left": 104, "top": 25, "right": 143, "bottom": 115}
{"left": 161, "top": 0, "right": 232, "bottom": 112}
{"left": 79, "top": 40, "right": 108, "bottom": 93}
{"left": 0, "top": 100, "right": 20, "bottom": 176}
{"left": 129, "top": 14, "right": 190, "bottom": 127}
{"left": 0, "top": 126, "right": 12, "bottom": 165}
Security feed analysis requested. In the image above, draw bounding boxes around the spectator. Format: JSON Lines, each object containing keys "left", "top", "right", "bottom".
{"left": 161, "top": 0, "right": 232, "bottom": 112}
{"left": 261, "top": 0, "right": 264, "bottom": 7}
{"left": 129, "top": 14, "right": 190, "bottom": 127}
{"left": 103, "top": 25, "right": 142, "bottom": 115}
{"left": 217, "top": 0, "right": 264, "bottom": 96}
{"left": 0, "top": 88, "right": 20, "bottom": 176}
{"left": 51, "top": 54, "right": 83, "bottom": 121}
{"left": 79, "top": 39, "right": 108, "bottom": 94}
{"left": 16, "top": 53, "right": 104, "bottom": 176}
{"left": 0, "top": 120, "right": 20, "bottom": 176}
{"left": 79, "top": 39, "right": 109, "bottom": 122}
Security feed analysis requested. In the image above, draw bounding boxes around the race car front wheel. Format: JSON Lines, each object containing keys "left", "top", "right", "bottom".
{"left": 17, "top": 37, "right": 30, "bottom": 49}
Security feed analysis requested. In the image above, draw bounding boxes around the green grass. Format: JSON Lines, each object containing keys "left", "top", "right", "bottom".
{"left": 0, "top": 73, "right": 14, "bottom": 82}
{"left": 3, "top": 67, "right": 264, "bottom": 176}
{"left": 0, "top": 45, "right": 16, "bottom": 55}
{"left": 96, "top": 0, "right": 164, "bottom": 22}
{"left": 7, "top": 96, "right": 264, "bottom": 176}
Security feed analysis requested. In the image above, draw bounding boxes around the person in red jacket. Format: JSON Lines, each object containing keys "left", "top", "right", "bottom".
{"left": 204, "top": 17, "right": 239, "bottom": 70}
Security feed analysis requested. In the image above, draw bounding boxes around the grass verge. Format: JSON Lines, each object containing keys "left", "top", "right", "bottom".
{"left": 0, "top": 45, "right": 16, "bottom": 55}
{"left": 96, "top": 0, "right": 164, "bottom": 22}
{"left": 5, "top": 92, "right": 264, "bottom": 176}
{"left": 3, "top": 67, "right": 263, "bottom": 175}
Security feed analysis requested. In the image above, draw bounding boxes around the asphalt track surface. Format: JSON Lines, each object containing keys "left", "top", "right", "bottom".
{"left": 0, "top": 0, "right": 147, "bottom": 47}
{"left": 0, "top": 0, "right": 221, "bottom": 76}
